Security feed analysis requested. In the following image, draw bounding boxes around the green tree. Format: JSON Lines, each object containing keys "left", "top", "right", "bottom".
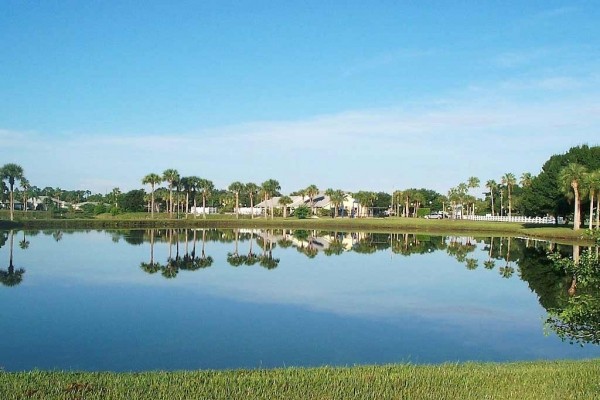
{"left": 584, "top": 170, "right": 600, "bottom": 230}
{"left": 467, "top": 177, "right": 480, "bottom": 216}
{"left": 558, "top": 163, "right": 588, "bottom": 230}
{"left": 520, "top": 145, "right": 600, "bottom": 221}
{"left": 142, "top": 173, "right": 162, "bottom": 218}
{"left": 1, "top": 163, "right": 25, "bottom": 221}
{"left": 485, "top": 180, "right": 498, "bottom": 216}
{"left": 278, "top": 195, "right": 293, "bottom": 218}
{"left": 198, "top": 179, "right": 215, "bottom": 219}
{"left": 261, "top": 179, "right": 281, "bottom": 219}
{"left": 20, "top": 177, "right": 30, "bottom": 213}
{"left": 162, "top": 169, "right": 179, "bottom": 217}
{"left": 501, "top": 173, "right": 516, "bottom": 217}
{"left": 121, "top": 190, "right": 146, "bottom": 212}
{"left": 520, "top": 172, "right": 533, "bottom": 188}
{"left": 228, "top": 181, "right": 245, "bottom": 219}
{"left": 305, "top": 184, "right": 319, "bottom": 216}
{"left": 245, "top": 182, "right": 259, "bottom": 219}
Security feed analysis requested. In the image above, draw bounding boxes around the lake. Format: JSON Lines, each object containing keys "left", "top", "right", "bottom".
{"left": 1, "top": 228, "right": 599, "bottom": 372}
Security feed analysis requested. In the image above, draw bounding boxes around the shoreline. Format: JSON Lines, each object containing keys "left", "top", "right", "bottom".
{"left": 0, "top": 215, "right": 594, "bottom": 245}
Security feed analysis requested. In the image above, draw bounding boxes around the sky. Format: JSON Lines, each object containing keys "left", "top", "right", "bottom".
{"left": 1, "top": 1, "right": 599, "bottom": 196}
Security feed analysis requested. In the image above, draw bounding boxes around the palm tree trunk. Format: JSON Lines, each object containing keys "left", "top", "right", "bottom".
{"left": 590, "top": 193, "right": 595, "bottom": 230}
{"left": 596, "top": 196, "right": 600, "bottom": 229}
{"left": 490, "top": 188, "right": 494, "bottom": 216}
{"left": 573, "top": 186, "right": 581, "bottom": 230}
{"left": 235, "top": 192, "right": 239, "bottom": 219}
{"left": 202, "top": 195, "right": 207, "bottom": 219}
{"left": 9, "top": 184, "right": 14, "bottom": 221}
{"left": 250, "top": 195, "right": 254, "bottom": 219}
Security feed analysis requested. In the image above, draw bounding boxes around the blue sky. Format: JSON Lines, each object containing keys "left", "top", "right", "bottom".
{"left": 1, "top": 1, "right": 599, "bottom": 195}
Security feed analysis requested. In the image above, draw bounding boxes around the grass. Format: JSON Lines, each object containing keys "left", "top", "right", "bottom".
{"left": 1, "top": 360, "right": 599, "bottom": 399}
{"left": 0, "top": 211, "right": 594, "bottom": 244}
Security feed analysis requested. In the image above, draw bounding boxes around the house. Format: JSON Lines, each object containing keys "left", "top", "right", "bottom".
{"left": 255, "top": 193, "right": 357, "bottom": 217}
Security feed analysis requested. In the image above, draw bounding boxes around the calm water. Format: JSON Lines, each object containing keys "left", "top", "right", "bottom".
{"left": 1, "top": 228, "right": 599, "bottom": 372}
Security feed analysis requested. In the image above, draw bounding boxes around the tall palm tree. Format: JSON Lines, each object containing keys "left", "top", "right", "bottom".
{"left": 198, "top": 179, "right": 215, "bottom": 219}
{"left": 228, "top": 181, "right": 245, "bottom": 219}
{"left": 261, "top": 179, "right": 281, "bottom": 219}
{"left": 162, "top": 169, "right": 179, "bottom": 217}
{"left": 331, "top": 190, "right": 348, "bottom": 218}
{"left": 305, "top": 184, "right": 319, "bottom": 216}
{"left": 558, "top": 163, "right": 588, "bottom": 231}
{"left": 142, "top": 173, "right": 162, "bottom": 218}
{"left": 584, "top": 171, "right": 600, "bottom": 230}
{"left": 485, "top": 180, "right": 497, "bottom": 216}
{"left": 179, "top": 176, "right": 192, "bottom": 216}
{"left": 278, "top": 195, "right": 293, "bottom": 218}
{"left": 20, "top": 177, "right": 30, "bottom": 213}
{"left": 501, "top": 173, "right": 516, "bottom": 218}
{"left": 245, "top": 182, "right": 259, "bottom": 219}
{"left": 1, "top": 163, "right": 25, "bottom": 221}
{"left": 467, "top": 177, "right": 480, "bottom": 215}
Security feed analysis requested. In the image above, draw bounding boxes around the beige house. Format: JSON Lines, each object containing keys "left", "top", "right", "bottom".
{"left": 255, "top": 192, "right": 357, "bottom": 217}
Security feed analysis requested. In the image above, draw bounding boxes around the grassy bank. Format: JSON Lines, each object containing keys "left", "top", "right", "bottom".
{"left": 1, "top": 360, "right": 599, "bottom": 399}
{"left": 0, "top": 212, "right": 594, "bottom": 244}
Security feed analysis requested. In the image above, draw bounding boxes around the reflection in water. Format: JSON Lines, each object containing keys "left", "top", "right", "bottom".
{"left": 545, "top": 247, "right": 600, "bottom": 345}
{"left": 0, "top": 231, "right": 25, "bottom": 287}
{"left": 3, "top": 228, "right": 600, "bottom": 347}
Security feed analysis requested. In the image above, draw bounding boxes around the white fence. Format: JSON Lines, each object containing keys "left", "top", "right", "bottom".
{"left": 461, "top": 215, "right": 565, "bottom": 224}
{"left": 189, "top": 207, "right": 219, "bottom": 215}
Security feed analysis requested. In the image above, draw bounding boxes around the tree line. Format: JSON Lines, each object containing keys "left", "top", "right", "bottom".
{"left": 2, "top": 144, "right": 599, "bottom": 229}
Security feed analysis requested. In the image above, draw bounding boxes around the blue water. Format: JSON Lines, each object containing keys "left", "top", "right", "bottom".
{"left": 0, "top": 229, "right": 598, "bottom": 371}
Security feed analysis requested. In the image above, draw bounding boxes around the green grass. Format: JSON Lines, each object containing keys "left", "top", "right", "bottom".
{"left": 2, "top": 360, "right": 599, "bottom": 399}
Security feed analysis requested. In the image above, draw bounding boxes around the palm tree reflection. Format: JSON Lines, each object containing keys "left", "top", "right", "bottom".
{"left": 0, "top": 231, "right": 25, "bottom": 287}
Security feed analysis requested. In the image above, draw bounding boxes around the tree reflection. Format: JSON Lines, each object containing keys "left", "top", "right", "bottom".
{"left": 259, "top": 230, "right": 279, "bottom": 269}
{"left": 227, "top": 229, "right": 247, "bottom": 267}
{"left": 140, "top": 229, "right": 161, "bottom": 274}
{"left": 0, "top": 231, "right": 25, "bottom": 287}
{"left": 544, "top": 246, "right": 600, "bottom": 345}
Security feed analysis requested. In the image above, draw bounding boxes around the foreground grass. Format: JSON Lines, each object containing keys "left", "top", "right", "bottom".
{"left": 1, "top": 361, "right": 599, "bottom": 400}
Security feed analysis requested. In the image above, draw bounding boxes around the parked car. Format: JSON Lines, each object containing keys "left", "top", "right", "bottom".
{"left": 424, "top": 212, "right": 443, "bottom": 219}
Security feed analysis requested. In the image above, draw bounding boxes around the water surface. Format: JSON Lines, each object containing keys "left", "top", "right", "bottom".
{"left": 0, "top": 228, "right": 598, "bottom": 371}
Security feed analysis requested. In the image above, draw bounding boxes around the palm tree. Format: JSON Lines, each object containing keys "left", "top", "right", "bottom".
{"left": 501, "top": 173, "right": 516, "bottom": 218}
{"left": 305, "top": 184, "right": 319, "bottom": 216}
{"left": 584, "top": 170, "right": 600, "bottom": 230}
{"left": 142, "top": 173, "right": 162, "bottom": 218}
{"left": 485, "top": 180, "right": 497, "bottom": 216}
{"left": 198, "top": 179, "right": 215, "bottom": 219}
{"left": 467, "top": 177, "right": 480, "bottom": 216}
{"left": 327, "top": 189, "right": 347, "bottom": 218}
{"left": 559, "top": 163, "right": 588, "bottom": 230}
{"left": 162, "top": 169, "right": 180, "bottom": 217}
{"left": 520, "top": 172, "right": 533, "bottom": 188}
{"left": 278, "top": 195, "right": 293, "bottom": 218}
{"left": 179, "top": 176, "right": 192, "bottom": 216}
{"left": 1, "top": 163, "right": 25, "bottom": 221}
{"left": 228, "top": 181, "right": 245, "bottom": 219}
{"left": 245, "top": 183, "right": 259, "bottom": 219}
{"left": 20, "top": 177, "right": 30, "bottom": 213}
{"left": 261, "top": 179, "right": 281, "bottom": 219}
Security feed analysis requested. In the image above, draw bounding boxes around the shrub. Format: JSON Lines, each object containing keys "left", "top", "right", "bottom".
{"left": 295, "top": 205, "right": 310, "bottom": 219}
